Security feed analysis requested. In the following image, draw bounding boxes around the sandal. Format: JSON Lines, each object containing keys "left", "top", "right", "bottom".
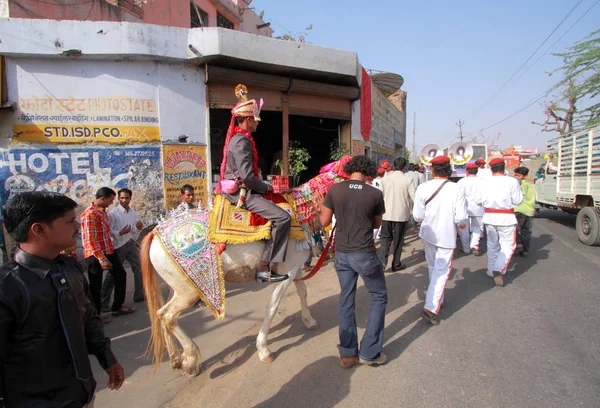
{"left": 112, "top": 306, "right": 136, "bottom": 317}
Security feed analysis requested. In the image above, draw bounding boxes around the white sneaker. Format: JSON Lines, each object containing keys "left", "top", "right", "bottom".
{"left": 486, "top": 271, "right": 494, "bottom": 278}
{"left": 359, "top": 352, "right": 387, "bottom": 366}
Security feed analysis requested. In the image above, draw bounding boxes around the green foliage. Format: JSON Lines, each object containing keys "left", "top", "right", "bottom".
{"left": 274, "top": 141, "right": 311, "bottom": 187}
{"left": 275, "top": 25, "right": 313, "bottom": 43}
{"left": 329, "top": 140, "right": 350, "bottom": 161}
{"left": 549, "top": 29, "right": 600, "bottom": 130}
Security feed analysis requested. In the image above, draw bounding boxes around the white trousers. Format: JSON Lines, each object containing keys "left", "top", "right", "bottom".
{"left": 423, "top": 242, "right": 454, "bottom": 314}
{"left": 458, "top": 216, "right": 483, "bottom": 251}
{"left": 485, "top": 224, "right": 516, "bottom": 275}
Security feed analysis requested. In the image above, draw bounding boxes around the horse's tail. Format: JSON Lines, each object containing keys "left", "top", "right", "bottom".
{"left": 140, "top": 230, "right": 166, "bottom": 371}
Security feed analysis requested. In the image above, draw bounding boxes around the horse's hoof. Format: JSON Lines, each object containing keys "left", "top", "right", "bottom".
{"left": 171, "top": 356, "right": 183, "bottom": 370}
{"left": 180, "top": 365, "right": 201, "bottom": 377}
{"left": 303, "top": 318, "right": 319, "bottom": 331}
{"left": 259, "top": 351, "right": 275, "bottom": 363}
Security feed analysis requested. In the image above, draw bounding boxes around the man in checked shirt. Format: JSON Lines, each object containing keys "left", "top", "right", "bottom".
{"left": 81, "top": 187, "right": 136, "bottom": 323}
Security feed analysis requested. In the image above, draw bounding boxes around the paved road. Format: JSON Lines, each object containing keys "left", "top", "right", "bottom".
{"left": 94, "top": 210, "right": 600, "bottom": 407}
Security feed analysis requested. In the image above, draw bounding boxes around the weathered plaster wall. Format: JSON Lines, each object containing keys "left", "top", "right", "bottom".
{"left": 0, "top": 57, "right": 209, "bottom": 222}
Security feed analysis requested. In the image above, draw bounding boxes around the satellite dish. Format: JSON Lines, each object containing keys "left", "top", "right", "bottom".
{"left": 244, "top": 0, "right": 253, "bottom": 5}
{"left": 369, "top": 72, "right": 404, "bottom": 97}
{"left": 259, "top": 10, "right": 264, "bottom": 19}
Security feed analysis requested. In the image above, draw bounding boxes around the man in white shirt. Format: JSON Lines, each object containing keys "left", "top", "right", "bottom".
{"left": 475, "top": 158, "right": 492, "bottom": 180}
{"left": 377, "top": 158, "right": 415, "bottom": 272}
{"left": 457, "top": 162, "right": 485, "bottom": 255}
{"left": 476, "top": 158, "right": 523, "bottom": 287}
{"left": 101, "top": 188, "right": 145, "bottom": 309}
{"left": 175, "top": 184, "right": 195, "bottom": 214}
{"left": 405, "top": 163, "right": 421, "bottom": 191}
{"left": 413, "top": 155, "right": 467, "bottom": 325}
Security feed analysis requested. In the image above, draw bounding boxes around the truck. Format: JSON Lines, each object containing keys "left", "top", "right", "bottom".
{"left": 534, "top": 126, "right": 600, "bottom": 246}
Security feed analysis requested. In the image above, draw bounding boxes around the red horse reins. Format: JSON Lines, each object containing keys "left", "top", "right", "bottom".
{"left": 294, "top": 224, "right": 336, "bottom": 282}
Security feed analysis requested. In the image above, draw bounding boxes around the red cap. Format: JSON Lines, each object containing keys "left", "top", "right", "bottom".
{"left": 380, "top": 160, "right": 390, "bottom": 170}
{"left": 466, "top": 162, "right": 479, "bottom": 169}
{"left": 377, "top": 168, "right": 385, "bottom": 176}
{"left": 489, "top": 157, "right": 504, "bottom": 166}
{"left": 430, "top": 155, "right": 451, "bottom": 164}
{"left": 475, "top": 158, "right": 486, "bottom": 165}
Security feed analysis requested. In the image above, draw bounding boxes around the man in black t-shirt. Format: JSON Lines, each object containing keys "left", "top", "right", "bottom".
{"left": 320, "top": 155, "right": 388, "bottom": 369}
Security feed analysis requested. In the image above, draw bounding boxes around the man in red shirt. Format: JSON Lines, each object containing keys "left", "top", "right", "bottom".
{"left": 81, "top": 187, "right": 136, "bottom": 321}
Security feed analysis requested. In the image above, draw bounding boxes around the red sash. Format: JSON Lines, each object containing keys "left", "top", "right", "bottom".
{"left": 484, "top": 208, "right": 514, "bottom": 214}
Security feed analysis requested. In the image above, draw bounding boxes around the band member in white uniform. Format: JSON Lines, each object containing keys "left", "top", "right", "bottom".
{"left": 476, "top": 157, "right": 523, "bottom": 287}
{"left": 457, "top": 162, "right": 485, "bottom": 255}
{"left": 413, "top": 155, "right": 467, "bottom": 325}
{"left": 475, "top": 158, "right": 492, "bottom": 180}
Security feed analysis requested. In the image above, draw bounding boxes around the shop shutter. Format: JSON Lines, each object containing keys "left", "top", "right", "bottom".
{"left": 288, "top": 93, "right": 351, "bottom": 120}
{"left": 208, "top": 83, "right": 283, "bottom": 111}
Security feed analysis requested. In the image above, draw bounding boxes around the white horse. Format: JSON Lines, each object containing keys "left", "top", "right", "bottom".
{"left": 140, "top": 171, "right": 343, "bottom": 377}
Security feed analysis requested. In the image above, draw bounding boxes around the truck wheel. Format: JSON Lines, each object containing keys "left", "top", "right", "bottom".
{"left": 576, "top": 207, "right": 600, "bottom": 246}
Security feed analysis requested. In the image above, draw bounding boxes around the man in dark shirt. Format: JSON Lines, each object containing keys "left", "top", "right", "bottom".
{"left": 320, "top": 155, "right": 388, "bottom": 369}
{"left": 0, "top": 192, "right": 125, "bottom": 408}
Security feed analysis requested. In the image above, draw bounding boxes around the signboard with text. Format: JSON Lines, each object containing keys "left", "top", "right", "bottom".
{"left": 162, "top": 144, "right": 209, "bottom": 210}
{"left": 0, "top": 145, "right": 163, "bottom": 223}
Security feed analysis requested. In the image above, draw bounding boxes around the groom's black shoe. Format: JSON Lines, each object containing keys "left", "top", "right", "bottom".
{"left": 256, "top": 270, "right": 289, "bottom": 283}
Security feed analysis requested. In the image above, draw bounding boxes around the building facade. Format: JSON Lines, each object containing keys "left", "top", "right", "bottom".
{"left": 2, "top": 0, "right": 273, "bottom": 36}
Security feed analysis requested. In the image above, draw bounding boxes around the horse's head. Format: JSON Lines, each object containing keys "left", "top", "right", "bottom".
{"left": 291, "top": 156, "right": 350, "bottom": 233}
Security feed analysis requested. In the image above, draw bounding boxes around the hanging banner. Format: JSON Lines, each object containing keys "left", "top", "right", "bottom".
{"left": 162, "top": 144, "right": 209, "bottom": 210}
{"left": 360, "top": 68, "right": 372, "bottom": 141}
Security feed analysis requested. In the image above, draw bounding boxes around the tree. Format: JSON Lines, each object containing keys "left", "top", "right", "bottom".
{"left": 274, "top": 141, "right": 311, "bottom": 187}
{"left": 533, "top": 29, "right": 600, "bottom": 134}
{"left": 275, "top": 25, "right": 313, "bottom": 43}
{"left": 329, "top": 140, "right": 350, "bottom": 161}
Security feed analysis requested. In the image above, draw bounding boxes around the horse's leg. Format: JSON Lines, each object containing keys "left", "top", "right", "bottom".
{"left": 160, "top": 291, "right": 202, "bottom": 377}
{"left": 256, "top": 266, "right": 299, "bottom": 363}
{"left": 294, "top": 279, "right": 318, "bottom": 330}
{"left": 157, "top": 291, "right": 183, "bottom": 369}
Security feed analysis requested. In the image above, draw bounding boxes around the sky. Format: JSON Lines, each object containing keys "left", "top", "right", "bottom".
{"left": 251, "top": 0, "right": 600, "bottom": 152}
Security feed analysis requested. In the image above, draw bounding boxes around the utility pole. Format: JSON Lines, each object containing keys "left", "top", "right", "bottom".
{"left": 456, "top": 119, "right": 464, "bottom": 142}
{"left": 412, "top": 112, "right": 416, "bottom": 161}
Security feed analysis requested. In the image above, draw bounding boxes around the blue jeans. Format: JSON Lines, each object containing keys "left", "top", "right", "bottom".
{"left": 334, "top": 251, "right": 388, "bottom": 361}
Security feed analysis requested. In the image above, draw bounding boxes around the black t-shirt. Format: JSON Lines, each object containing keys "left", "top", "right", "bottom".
{"left": 323, "top": 179, "right": 385, "bottom": 253}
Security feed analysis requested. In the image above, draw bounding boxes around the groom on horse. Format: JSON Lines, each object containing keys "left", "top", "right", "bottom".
{"left": 216, "top": 85, "right": 291, "bottom": 283}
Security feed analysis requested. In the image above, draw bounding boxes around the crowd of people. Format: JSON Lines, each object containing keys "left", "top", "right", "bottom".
{"left": 320, "top": 153, "right": 535, "bottom": 367}
{"left": 0, "top": 148, "right": 538, "bottom": 405}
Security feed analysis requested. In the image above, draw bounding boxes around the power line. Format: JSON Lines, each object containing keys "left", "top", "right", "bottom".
{"left": 479, "top": 87, "right": 553, "bottom": 131}
{"left": 504, "top": 0, "right": 600, "bottom": 91}
{"left": 465, "top": 0, "right": 583, "bottom": 119}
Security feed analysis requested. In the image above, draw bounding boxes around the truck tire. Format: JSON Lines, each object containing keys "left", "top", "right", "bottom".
{"left": 576, "top": 207, "right": 600, "bottom": 246}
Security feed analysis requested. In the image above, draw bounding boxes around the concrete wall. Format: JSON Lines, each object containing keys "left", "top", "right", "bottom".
{"left": 0, "top": 20, "right": 357, "bottom": 81}
{"left": 0, "top": 57, "right": 208, "bottom": 222}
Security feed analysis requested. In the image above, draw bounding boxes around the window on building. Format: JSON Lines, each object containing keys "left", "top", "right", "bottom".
{"left": 190, "top": 2, "right": 208, "bottom": 27}
{"left": 216, "top": 12, "right": 234, "bottom": 30}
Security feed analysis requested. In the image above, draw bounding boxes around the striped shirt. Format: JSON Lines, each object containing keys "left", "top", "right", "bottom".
{"left": 81, "top": 204, "right": 114, "bottom": 261}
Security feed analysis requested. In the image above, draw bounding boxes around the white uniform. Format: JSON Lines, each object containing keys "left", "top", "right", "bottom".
{"left": 456, "top": 176, "right": 485, "bottom": 252}
{"left": 413, "top": 178, "right": 467, "bottom": 314}
{"left": 476, "top": 175, "right": 523, "bottom": 276}
{"left": 477, "top": 167, "right": 493, "bottom": 180}
{"left": 372, "top": 177, "right": 383, "bottom": 240}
